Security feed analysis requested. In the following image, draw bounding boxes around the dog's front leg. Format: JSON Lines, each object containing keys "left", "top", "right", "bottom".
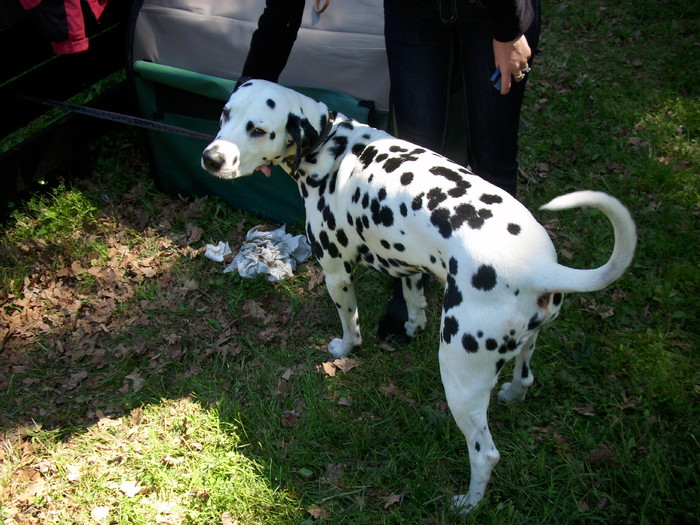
{"left": 324, "top": 270, "right": 362, "bottom": 357}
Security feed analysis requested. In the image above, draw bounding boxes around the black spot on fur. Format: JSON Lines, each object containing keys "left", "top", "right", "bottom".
{"left": 451, "top": 203, "right": 493, "bottom": 230}
{"left": 412, "top": 193, "right": 424, "bottom": 211}
{"left": 330, "top": 136, "right": 348, "bottom": 159}
{"left": 553, "top": 292, "right": 563, "bottom": 306}
{"left": 336, "top": 229, "right": 348, "bottom": 247}
{"left": 462, "top": 333, "right": 479, "bottom": 353}
{"left": 507, "top": 223, "right": 521, "bottom": 235}
{"left": 449, "top": 257, "right": 458, "bottom": 275}
{"left": 496, "top": 359, "right": 506, "bottom": 374}
{"left": 448, "top": 186, "right": 467, "bottom": 198}
{"left": 430, "top": 165, "right": 462, "bottom": 183}
{"left": 359, "top": 146, "right": 378, "bottom": 168}
{"left": 528, "top": 314, "right": 542, "bottom": 330}
{"left": 383, "top": 157, "right": 404, "bottom": 173}
{"left": 485, "top": 338, "right": 498, "bottom": 351}
{"left": 352, "top": 143, "right": 366, "bottom": 156}
{"left": 427, "top": 188, "right": 448, "bottom": 210}
{"left": 266, "top": 98, "right": 276, "bottom": 109}
{"left": 471, "top": 265, "right": 497, "bottom": 291}
{"left": 443, "top": 275, "right": 463, "bottom": 311}
{"left": 400, "top": 172, "right": 414, "bottom": 185}
{"left": 480, "top": 194, "right": 503, "bottom": 205}
{"left": 376, "top": 153, "right": 389, "bottom": 163}
{"left": 399, "top": 203, "right": 408, "bottom": 217}
{"left": 394, "top": 243, "right": 405, "bottom": 252}
{"left": 431, "top": 208, "right": 453, "bottom": 238}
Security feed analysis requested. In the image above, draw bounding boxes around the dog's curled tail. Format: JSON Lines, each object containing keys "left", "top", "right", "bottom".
{"left": 536, "top": 191, "right": 637, "bottom": 293}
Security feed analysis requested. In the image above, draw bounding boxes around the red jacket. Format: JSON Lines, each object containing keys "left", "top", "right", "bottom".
{"left": 19, "top": 0, "right": 109, "bottom": 54}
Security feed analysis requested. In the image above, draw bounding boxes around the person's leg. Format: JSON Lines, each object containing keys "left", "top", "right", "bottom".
{"left": 457, "top": 0, "right": 541, "bottom": 196}
{"left": 384, "top": 0, "right": 455, "bottom": 153}
{"left": 380, "top": 0, "right": 454, "bottom": 342}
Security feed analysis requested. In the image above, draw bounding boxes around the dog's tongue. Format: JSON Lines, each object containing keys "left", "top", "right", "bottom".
{"left": 257, "top": 165, "right": 272, "bottom": 177}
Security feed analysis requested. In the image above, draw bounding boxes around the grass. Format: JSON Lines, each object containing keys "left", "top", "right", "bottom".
{"left": 1, "top": 0, "right": 699, "bottom": 523}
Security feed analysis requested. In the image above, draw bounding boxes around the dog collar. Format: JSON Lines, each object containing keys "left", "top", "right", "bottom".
{"left": 307, "top": 111, "right": 336, "bottom": 155}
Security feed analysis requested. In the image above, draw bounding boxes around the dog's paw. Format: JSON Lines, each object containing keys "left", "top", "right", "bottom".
{"left": 450, "top": 493, "right": 480, "bottom": 515}
{"left": 404, "top": 313, "right": 427, "bottom": 337}
{"left": 497, "top": 382, "right": 527, "bottom": 404}
{"left": 328, "top": 338, "right": 351, "bottom": 358}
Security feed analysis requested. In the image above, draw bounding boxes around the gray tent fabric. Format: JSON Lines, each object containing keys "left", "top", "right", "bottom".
{"left": 132, "top": 0, "right": 390, "bottom": 109}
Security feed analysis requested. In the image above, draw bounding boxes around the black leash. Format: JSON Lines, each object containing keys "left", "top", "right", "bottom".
{"left": 21, "top": 94, "right": 216, "bottom": 141}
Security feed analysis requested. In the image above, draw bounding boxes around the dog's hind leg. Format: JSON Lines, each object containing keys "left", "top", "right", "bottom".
{"left": 439, "top": 338, "right": 500, "bottom": 513}
{"left": 498, "top": 331, "right": 538, "bottom": 404}
{"left": 324, "top": 268, "right": 362, "bottom": 357}
{"left": 402, "top": 274, "right": 428, "bottom": 337}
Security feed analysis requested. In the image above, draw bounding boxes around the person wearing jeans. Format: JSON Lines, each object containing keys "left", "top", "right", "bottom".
{"left": 379, "top": 0, "right": 541, "bottom": 342}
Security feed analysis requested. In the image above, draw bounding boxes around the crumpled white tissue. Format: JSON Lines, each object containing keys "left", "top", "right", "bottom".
{"left": 205, "top": 225, "right": 312, "bottom": 282}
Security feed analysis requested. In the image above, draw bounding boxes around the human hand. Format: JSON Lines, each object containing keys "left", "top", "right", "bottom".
{"left": 493, "top": 35, "right": 532, "bottom": 95}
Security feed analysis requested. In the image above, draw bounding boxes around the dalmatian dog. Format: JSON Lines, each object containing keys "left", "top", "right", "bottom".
{"left": 201, "top": 80, "right": 637, "bottom": 512}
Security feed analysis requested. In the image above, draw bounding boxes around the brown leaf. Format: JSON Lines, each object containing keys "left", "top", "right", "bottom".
{"left": 573, "top": 403, "right": 595, "bottom": 417}
{"left": 384, "top": 492, "right": 405, "bottom": 509}
{"left": 91, "top": 506, "right": 110, "bottom": 524}
{"left": 66, "top": 464, "right": 82, "bottom": 482}
{"left": 320, "top": 362, "right": 336, "bottom": 377}
{"left": 586, "top": 444, "right": 618, "bottom": 466}
{"left": 333, "top": 357, "right": 360, "bottom": 373}
{"left": 281, "top": 409, "right": 300, "bottom": 429}
{"left": 118, "top": 480, "right": 149, "bottom": 497}
{"left": 307, "top": 507, "right": 330, "bottom": 520}
{"left": 163, "top": 455, "right": 185, "bottom": 466}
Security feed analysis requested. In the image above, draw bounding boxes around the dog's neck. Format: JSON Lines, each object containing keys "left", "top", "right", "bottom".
{"left": 283, "top": 110, "right": 337, "bottom": 178}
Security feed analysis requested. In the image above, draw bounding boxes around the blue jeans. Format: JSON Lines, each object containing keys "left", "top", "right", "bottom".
{"left": 384, "top": 0, "right": 541, "bottom": 196}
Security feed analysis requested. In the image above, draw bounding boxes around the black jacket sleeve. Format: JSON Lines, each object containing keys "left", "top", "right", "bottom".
{"left": 240, "top": 0, "right": 306, "bottom": 82}
{"left": 488, "top": 0, "right": 534, "bottom": 42}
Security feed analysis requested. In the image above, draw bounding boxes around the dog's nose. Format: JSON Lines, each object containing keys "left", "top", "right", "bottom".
{"left": 202, "top": 147, "right": 225, "bottom": 172}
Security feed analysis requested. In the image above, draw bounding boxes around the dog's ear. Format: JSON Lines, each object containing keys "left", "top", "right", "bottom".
{"left": 286, "top": 113, "right": 304, "bottom": 173}
{"left": 285, "top": 112, "right": 319, "bottom": 173}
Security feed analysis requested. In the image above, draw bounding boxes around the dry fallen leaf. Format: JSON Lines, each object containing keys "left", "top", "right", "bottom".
{"left": 281, "top": 409, "right": 300, "bottom": 429}
{"left": 91, "top": 506, "right": 110, "bottom": 524}
{"left": 320, "top": 362, "right": 336, "bottom": 377}
{"left": 333, "top": 357, "right": 360, "bottom": 373}
{"left": 118, "top": 480, "right": 148, "bottom": 497}
{"left": 586, "top": 444, "right": 618, "bottom": 466}
{"left": 66, "top": 464, "right": 81, "bottom": 482}
{"left": 384, "top": 492, "right": 404, "bottom": 509}
{"left": 163, "top": 455, "right": 185, "bottom": 466}
{"left": 307, "top": 507, "right": 330, "bottom": 520}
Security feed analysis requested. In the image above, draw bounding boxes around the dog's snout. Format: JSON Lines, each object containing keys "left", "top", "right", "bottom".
{"left": 202, "top": 146, "right": 225, "bottom": 172}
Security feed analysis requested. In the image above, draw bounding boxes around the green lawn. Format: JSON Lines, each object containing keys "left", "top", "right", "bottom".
{"left": 1, "top": 1, "right": 698, "bottom": 523}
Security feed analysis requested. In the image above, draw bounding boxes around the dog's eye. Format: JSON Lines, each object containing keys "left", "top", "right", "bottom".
{"left": 251, "top": 127, "right": 267, "bottom": 137}
{"left": 221, "top": 107, "right": 231, "bottom": 121}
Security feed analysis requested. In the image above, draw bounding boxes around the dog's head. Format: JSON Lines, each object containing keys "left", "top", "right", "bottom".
{"left": 201, "top": 79, "right": 330, "bottom": 179}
